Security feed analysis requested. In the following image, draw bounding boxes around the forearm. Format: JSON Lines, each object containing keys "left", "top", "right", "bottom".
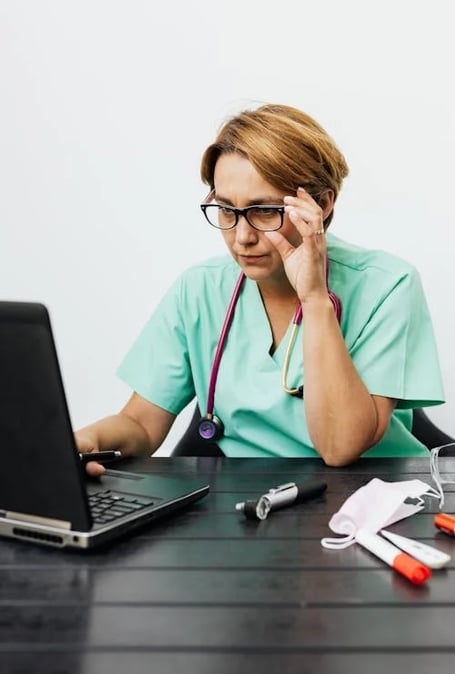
{"left": 75, "top": 412, "right": 156, "bottom": 457}
{"left": 76, "top": 394, "right": 176, "bottom": 459}
{"left": 302, "top": 298, "right": 385, "bottom": 466}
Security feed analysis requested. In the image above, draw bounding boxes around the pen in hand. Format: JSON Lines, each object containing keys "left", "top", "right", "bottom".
{"left": 236, "top": 479, "right": 327, "bottom": 520}
{"left": 79, "top": 450, "right": 123, "bottom": 464}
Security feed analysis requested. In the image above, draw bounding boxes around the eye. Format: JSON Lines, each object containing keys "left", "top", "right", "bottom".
{"left": 251, "top": 207, "right": 280, "bottom": 218}
{"left": 218, "top": 206, "right": 235, "bottom": 218}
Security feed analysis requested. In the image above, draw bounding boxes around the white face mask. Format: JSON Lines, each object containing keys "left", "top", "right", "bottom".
{"left": 321, "top": 478, "right": 440, "bottom": 549}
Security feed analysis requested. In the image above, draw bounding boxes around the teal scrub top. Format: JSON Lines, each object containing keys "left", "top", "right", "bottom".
{"left": 117, "top": 234, "right": 445, "bottom": 458}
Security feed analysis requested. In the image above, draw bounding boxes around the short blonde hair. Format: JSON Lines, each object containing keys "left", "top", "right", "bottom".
{"left": 200, "top": 104, "right": 349, "bottom": 226}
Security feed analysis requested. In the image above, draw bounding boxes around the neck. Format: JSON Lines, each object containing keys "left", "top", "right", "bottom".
{"left": 256, "top": 277, "right": 298, "bottom": 305}
{"left": 255, "top": 278, "right": 299, "bottom": 354}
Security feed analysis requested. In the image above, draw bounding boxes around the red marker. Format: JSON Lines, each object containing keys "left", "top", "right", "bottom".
{"left": 434, "top": 512, "right": 455, "bottom": 536}
{"left": 356, "top": 528, "right": 432, "bottom": 585}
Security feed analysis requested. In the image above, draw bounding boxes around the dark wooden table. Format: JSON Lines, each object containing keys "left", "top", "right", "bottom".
{"left": 1, "top": 456, "right": 455, "bottom": 674}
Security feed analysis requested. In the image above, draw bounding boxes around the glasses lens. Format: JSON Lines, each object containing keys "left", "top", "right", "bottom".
{"left": 202, "top": 204, "right": 284, "bottom": 231}
{"left": 204, "top": 205, "right": 236, "bottom": 229}
{"left": 247, "top": 207, "right": 283, "bottom": 231}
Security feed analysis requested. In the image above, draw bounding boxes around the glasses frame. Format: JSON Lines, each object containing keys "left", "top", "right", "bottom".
{"left": 200, "top": 195, "right": 285, "bottom": 232}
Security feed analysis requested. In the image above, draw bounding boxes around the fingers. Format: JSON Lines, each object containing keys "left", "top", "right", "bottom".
{"left": 74, "top": 431, "right": 99, "bottom": 454}
{"left": 284, "top": 187, "right": 325, "bottom": 237}
{"left": 74, "top": 432, "right": 107, "bottom": 476}
{"left": 263, "top": 230, "right": 296, "bottom": 259}
{"left": 85, "top": 461, "right": 106, "bottom": 477}
{"left": 265, "top": 185, "right": 326, "bottom": 259}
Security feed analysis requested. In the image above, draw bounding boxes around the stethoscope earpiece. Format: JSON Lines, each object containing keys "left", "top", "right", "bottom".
{"left": 198, "top": 415, "right": 225, "bottom": 442}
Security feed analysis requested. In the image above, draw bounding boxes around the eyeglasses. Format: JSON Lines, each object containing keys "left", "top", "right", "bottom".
{"left": 200, "top": 197, "right": 285, "bottom": 232}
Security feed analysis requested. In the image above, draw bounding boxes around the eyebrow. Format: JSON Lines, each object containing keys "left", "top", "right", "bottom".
{"left": 214, "top": 194, "right": 285, "bottom": 207}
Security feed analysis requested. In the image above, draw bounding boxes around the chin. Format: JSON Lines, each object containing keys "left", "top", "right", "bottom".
{"left": 239, "top": 265, "right": 268, "bottom": 279}
{"left": 242, "top": 268, "right": 279, "bottom": 285}
{"left": 233, "top": 254, "right": 283, "bottom": 282}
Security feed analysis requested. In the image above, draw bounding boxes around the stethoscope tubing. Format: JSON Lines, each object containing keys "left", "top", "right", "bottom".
{"left": 205, "top": 267, "right": 341, "bottom": 417}
{"left": 206, "top": 272, "right": 246, "bottom": 416}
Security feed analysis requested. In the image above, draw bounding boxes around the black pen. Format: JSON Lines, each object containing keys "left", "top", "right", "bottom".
{"left": 235, "top": 479, "right": 327, "bottom": 520}
{"left": 79, "top": 450, "right": 123, "bottom": 464}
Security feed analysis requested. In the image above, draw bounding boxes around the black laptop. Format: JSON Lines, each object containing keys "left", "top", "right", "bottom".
{"left": 0, "top": 301, "right": 209, "bottom": 549}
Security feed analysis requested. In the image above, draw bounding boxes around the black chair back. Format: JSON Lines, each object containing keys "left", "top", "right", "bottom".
{"left": 411, "top": 408, "right": 454, "bottom": 450}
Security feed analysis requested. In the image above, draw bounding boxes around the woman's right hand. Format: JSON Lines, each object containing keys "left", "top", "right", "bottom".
{"left": 73, "top": 397, "right": 174, "bottom": 476}
{"left": 74, "top": 431, "right": 106, "bottom": 477}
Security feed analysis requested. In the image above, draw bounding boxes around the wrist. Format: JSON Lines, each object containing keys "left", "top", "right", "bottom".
{"left": 300, "top": 294, "right": 334, "bottom": 317}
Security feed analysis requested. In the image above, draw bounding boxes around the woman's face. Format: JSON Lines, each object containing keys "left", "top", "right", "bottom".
{"left": 213, "top": 153, "right": 302, "bottom": 285}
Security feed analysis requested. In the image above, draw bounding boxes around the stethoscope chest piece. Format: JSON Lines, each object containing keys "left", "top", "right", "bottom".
{"left": 198, "top": 415, "right": 224, "bottom": 441}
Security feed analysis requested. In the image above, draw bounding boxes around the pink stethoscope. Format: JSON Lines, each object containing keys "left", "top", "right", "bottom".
{"left": 197, "top": 267, "right": 342, "bottom": 441}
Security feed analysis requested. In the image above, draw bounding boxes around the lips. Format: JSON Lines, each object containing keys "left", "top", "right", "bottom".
{"left": 238, "top": 254, "right": 266, "bottom": 261}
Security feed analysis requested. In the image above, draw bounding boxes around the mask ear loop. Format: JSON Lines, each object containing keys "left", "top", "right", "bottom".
{"left": 430, "top": 442, "right": 455, "bottom": 509}
{"left": 321, "top": 532, "right": 356, "bottom": 549}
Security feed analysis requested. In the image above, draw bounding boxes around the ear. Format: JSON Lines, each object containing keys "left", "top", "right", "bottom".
{"left": 318, "top": 189, "right": 335, "bottom": 227}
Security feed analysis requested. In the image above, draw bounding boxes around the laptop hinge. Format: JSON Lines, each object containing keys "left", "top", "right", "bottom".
{"left": 4, "top": 510, "right": 71, "bottom": 530}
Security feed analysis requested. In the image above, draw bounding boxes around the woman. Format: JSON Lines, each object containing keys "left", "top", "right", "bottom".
{"left": 76, "top": 103, "right": 444, "bottom": 472}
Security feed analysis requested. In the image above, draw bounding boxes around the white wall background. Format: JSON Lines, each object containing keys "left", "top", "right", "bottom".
{"left": 1, "top": 0, "right": 454, "bottom": 453}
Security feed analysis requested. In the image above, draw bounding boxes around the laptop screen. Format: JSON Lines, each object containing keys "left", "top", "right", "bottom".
{"left": 0, "top": 302, "right": 92, "bottom": 530}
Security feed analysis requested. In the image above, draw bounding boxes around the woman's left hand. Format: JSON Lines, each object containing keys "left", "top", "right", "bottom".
{"left": 265, "top": 187, "right": 330, "bottom": 303}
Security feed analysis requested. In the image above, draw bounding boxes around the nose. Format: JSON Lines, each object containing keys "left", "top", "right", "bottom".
{"left": 234, "top": 214, "right": 258, "bottom": 245}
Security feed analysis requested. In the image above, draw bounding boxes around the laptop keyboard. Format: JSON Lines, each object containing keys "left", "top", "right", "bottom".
{"left": 88, "top": 489, "right": 156, "bottom": 526}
